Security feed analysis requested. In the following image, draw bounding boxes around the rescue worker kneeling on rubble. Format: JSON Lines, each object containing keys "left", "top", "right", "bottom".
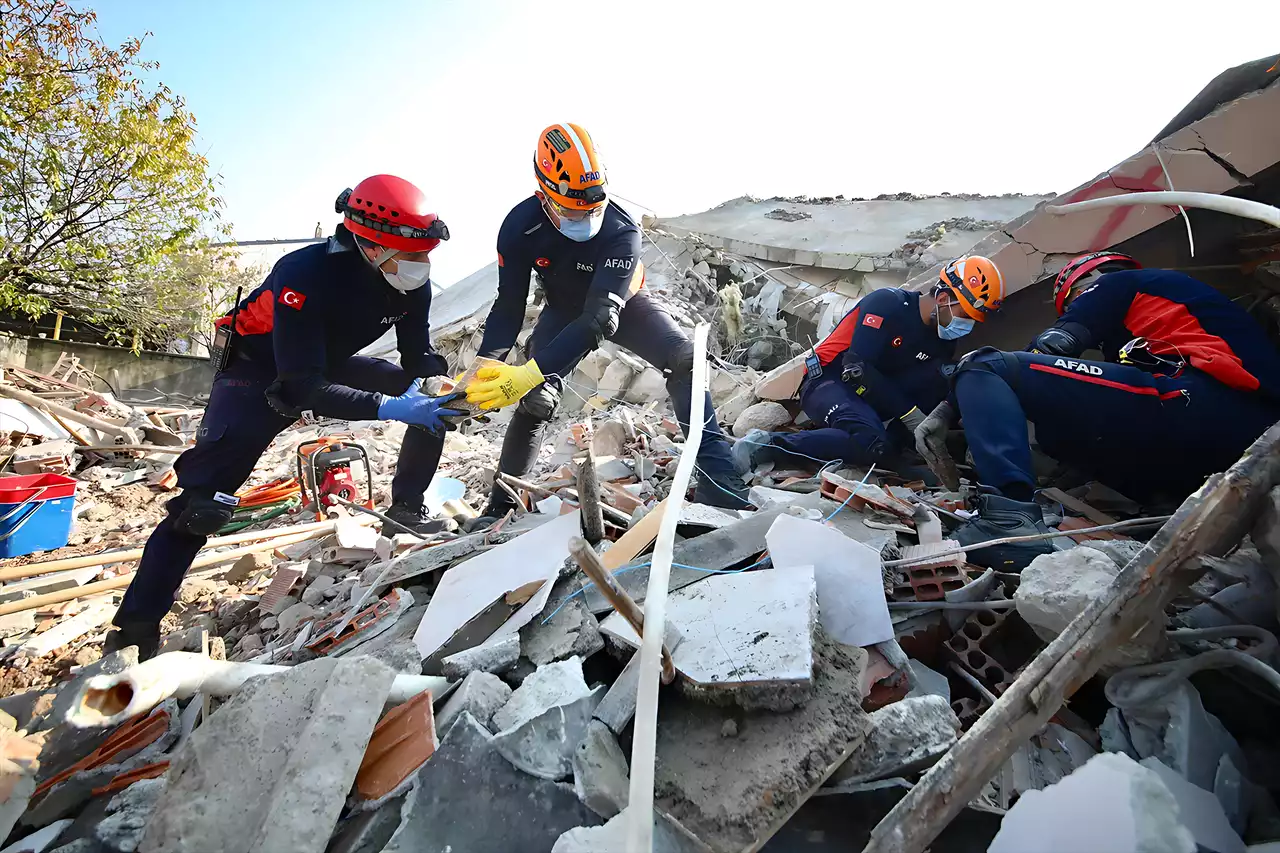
{"left": 732, "top": 256, "right": 1006, "bottom": 477}
{"left": 918, "top": 252, "right": 1280, "bottom": 571}
{"left": 464, "top": 122, "right": 751, "bottom": 514}
{"left": 104, "top": 175, "right": 465, "bottom": 659}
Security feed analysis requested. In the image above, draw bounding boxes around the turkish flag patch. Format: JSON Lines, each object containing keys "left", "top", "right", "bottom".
{"left": 862, "top": 313, "right": 884, "bottom": 328}
{"left": 278, "top": 288, "right": 307, "bottom": 310}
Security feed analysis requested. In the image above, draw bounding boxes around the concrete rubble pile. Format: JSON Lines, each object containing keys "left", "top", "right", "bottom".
{"left": 5, "top": 207, "right": 1280, "bottom": 853}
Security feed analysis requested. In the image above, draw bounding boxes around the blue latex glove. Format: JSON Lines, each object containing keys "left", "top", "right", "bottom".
{"left": 377, "top": 380, "right": 466, "bottom": 435}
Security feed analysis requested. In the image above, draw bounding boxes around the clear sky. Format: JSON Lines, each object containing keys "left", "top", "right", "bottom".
{"left": 90, "top": 0, "right": 1279, "bottom": 286}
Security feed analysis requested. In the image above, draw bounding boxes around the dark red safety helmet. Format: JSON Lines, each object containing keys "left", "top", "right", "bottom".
{"left": 336, "top": 175, "right": 449, "bottom": 254}
{"left": 1053, "top": 252, "right": 1141, "bottom": 314}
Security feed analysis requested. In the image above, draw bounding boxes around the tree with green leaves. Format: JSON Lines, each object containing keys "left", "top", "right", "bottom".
{"left": 0, "top": 0, "right": 229, "bottom": 348}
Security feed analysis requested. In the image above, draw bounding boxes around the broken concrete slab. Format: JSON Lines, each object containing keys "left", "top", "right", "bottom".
{"left": 373, "top": 527, "right": 520, "bottom": 588}
{"left": 654, "top": 630, "right": 872, "bottom": 853}
{"left": 413, "top": 511, "right": 580, "bottom": 662}
{"left": 492, "top": 685, "right": 603, "bottom": 781}
{"left": 677, "top": 503, "right": 743, "bottom": 530}
{"left": 601, "top": 566, "right": 816, "bottom": 708}
{"left": 2, "top": 819, "right": 71, "bottom": 853}
{"left": 521, "top": 589, "right": 604, "bottom": 667}
{"left": 988, "top": 753, "right": 1197, "bottom": 853}
{"left": 439, "top": 635, "right": 520, "bottom": 680}
{"left": 572, "top": 720, "right": 630, "bottom": 819}
{"left": 492, "top": 656, "right": 591, "bottom": 733}
{"left": 552, "top": 806, "right": 702, "bottom": 853}
{"left": 766, "top": 514, "right": 893, "bottom": 648}
{"left": 1142, "top": 757, "right": 1245, "bottom": 853}
{"left": 731, "top": 401, "right": 792, "bottom": 437}
{"left": 140, "top": 657, "right": 395, "bottom": 853}
{"left": 435, "top": 671, "right": 512, "bottom": 737}
{"left": 1016, "top": 547, "right": 1162, "bottom": 669}
{"left": 381, "top": 713, "right": 601, "bottom": 853}
{"left": 827, "top": 695, "right": 960, "bottom": 786}
{"left": 18, "top": 603, "right": 113, "bottom": 659}
{"left": 94, "top": 778, "right": 165, "bottom": 853}
{"left": 585, "top": 507, "right": 788, "bottom": 613}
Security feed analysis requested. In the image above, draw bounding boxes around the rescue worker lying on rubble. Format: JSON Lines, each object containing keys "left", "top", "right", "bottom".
{"left": 463, "top": 122, "right": 751, "bottom": 516}
{"left": 103, "top": 175, "right": 466, "bottom": 659}
{"left": 915, "top": 252, "right": 1280, "bottom": 571}
{"left": 732, "top": 256, "right": 1006, "bottom": 478}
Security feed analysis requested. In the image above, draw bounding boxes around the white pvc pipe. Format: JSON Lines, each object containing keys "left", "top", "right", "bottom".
{"left": 64, "top": 651, "right": 449, "bottom": 728}
{"left": 626, "top": 323, "right": 710, "bottom": 852}
{"left": 1047, "top": 191, "right": 1280, "bottom": 229}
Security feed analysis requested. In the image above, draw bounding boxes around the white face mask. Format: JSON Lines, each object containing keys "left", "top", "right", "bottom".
{"left": 556, "top": 214, "right": 604, "bottom": 243}
{"left": 383, "top": 259, "right": 431, "bottom": 292}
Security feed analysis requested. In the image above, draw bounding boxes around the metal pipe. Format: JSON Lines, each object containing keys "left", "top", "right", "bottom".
{"left": 1047, "top": 192, "right": 1280, "bottom": 229}
{"left": 65, "top": 651, "right": 449, "bottom": 729}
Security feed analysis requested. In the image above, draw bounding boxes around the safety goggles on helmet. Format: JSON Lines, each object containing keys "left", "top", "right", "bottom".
{"left": 1119, "top": 336, "right": 1186, "bottom": 376}
{"left": 542, "top": 192, "right": 606, "bottom": 222}
{"left": 335, "top": 188, "right": 450, "bottom": 242}
{"left": 534, "top": 165, "right": 607, "bottom": 207}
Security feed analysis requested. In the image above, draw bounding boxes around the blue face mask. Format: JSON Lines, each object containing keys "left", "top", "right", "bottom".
{"left": 554, "top": 211, "right": 604, "bottom": 242}
{"left": 938, "top": 315, "right": 975, "bottom": 340}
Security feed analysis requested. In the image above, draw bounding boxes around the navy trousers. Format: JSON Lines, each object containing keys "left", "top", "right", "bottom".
{"left": 955, "top": 350, "right": 1280, "bottom": 499}
{"left": 766, "top": 373, "right": 894, "bottom": 467}
{"left": 495, "top": 291, "right": 740, "bottom": 485}
{"left": 114, "top": 356, "right": 443, "bottom": 627}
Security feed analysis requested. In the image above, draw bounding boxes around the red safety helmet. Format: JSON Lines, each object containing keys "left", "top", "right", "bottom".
{"left": 1053, "top": 252, "right": 1141, "bottom": 314}
{"left": 335, "top": 175, "right": 449, "bottom": 254}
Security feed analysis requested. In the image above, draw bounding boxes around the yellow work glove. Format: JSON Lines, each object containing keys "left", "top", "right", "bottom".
{"left": 465, "top": 359, "right": 545, "bottom": 411}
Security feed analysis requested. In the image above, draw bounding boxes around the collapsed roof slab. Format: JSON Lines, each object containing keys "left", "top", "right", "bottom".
{"left": 659, "top": 194, "right": 1053, "bottom": 270}
{"left": 904, "top": 74, "right": 1280, "bottom": 297}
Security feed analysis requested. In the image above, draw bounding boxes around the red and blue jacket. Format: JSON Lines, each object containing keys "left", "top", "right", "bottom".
{"left": 812, "top": 287, "right": 956, "bottom": 419}
{"left": 1031, "top": 269, "right": 1280, "bottom": 396}
{"left": 217, "top": 226, "right": 446, "bottom": 420}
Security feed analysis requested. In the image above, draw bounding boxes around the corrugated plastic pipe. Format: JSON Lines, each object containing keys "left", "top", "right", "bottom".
{"left": 64, "top": 651, "right": 449, "bottom": 728}
{"left": 1047, "top": 191, "right": 1280, "bottom": 229}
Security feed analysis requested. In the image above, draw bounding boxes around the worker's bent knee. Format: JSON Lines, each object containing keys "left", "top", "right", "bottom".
{"left": 173, "top": 493, "right": 236, "bottom": 536}
{"left": 955, "top": 347, "right": 1021, "bottom": 382}
{"left": 666, "top": 342, "right": 695, "bottom": 376}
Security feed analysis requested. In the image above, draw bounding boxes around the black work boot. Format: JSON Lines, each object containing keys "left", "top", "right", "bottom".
{"left": 952, "top": 491, "right": 1056, "bottom": 572}
{"left": 463, "top": 485, "right": 520, "bottom": 533}
{"left": 694, "top": 464, "right": 752, "bottom": 510}
{"left": 103, "top": 622, "right": 160, "bottom": 662}
{"left": 383, "top": 503, "right": 451, "bottom": 537}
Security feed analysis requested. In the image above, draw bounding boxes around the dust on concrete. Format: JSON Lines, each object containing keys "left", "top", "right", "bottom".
{"left": 654, "top": 626, "right": 872, "bottom": 853}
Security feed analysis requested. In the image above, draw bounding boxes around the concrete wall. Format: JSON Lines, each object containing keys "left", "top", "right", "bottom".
{"left": 0, "top": 335, "right": 213, "bottom": 398}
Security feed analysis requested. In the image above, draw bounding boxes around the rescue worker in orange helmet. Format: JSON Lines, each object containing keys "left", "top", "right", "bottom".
{"left": 733, "top": 256, "right": 1005, "bottom": 481}
{"left": 465, "top": 122, "right": 751, "bottom": 514}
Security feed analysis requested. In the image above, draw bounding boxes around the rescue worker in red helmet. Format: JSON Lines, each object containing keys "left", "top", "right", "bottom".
{"left": 103, "top": 175, "right": 464, "bottom": 659}
{"left": 465, "top": 122, "right": 751, "bottom": 513}
{"left": 917, "top": 252, "right": 1280, "bottom": 570}
{"left": 733, "top": 256, "right": 1005, "bottom": 478}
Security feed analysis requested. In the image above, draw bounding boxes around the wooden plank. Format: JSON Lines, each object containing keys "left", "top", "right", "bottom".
{"left": 1039, "top": 487, "right": 1118, "bottom": 526}
{"left": 864, "top": 421, "right": 1280, "bottom": 853}
{"left": 601, "top": 497, "right": 669, "bottom": 571}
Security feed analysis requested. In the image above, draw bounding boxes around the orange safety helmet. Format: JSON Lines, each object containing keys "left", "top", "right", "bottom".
{"left": 534, "top": 123, "right": 607, "bottom": 212}
{"left": 937, "top": 256, "right": 1005, "bottom": 322}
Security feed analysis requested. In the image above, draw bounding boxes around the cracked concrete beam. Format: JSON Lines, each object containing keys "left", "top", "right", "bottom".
{"left": 904, "top": 78, "right": 1280, "bottom": 298}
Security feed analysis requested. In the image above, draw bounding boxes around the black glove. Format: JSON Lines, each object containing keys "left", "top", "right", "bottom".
{"left": 517, "top": 382, "right": 561, "bottom": 421}
{"left": 585, "top": 292, "right": 624, "bottom": 343}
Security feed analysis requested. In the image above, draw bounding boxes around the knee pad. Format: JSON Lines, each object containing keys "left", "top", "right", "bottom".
{"left": 516, "top": 383, "right": 561, "bottom": 422}
{"left": 666, "top": 342, "right": 695, "bottom": 377}
{"left": 173, "top": 493, "right": 237, "bottom": 536}
{"left": 955, "top": 347, "right": 1022, "bottom": 388}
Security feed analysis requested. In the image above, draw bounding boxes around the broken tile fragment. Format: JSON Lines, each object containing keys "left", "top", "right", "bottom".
{"left": 439, "top": 635, "right": 520, "bottom": 680}
{"left": 828, "top": 695, "right": 960, "bottom": 786}
{"left": 435, "top": 672, "right": 512, "bottom": 736}
{"left": 572, "top": 720, "right": 630, "bottom": 818}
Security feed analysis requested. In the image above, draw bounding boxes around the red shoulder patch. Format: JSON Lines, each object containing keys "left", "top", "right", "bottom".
{"left": 278, "top": 288, "right": 307, "bottom": 310}
{"left": 535, "top": 257, "right": 551, "bottom": 268}
{"left": 862, "top": 313, "right": 884, "bottom": 329}
{"left": 891, "top": 336, "right": 903, "bottom": 347}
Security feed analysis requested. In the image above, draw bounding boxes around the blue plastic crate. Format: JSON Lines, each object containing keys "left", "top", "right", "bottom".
{"left": 0, "top": 473, "right": 77, "bottom": 558}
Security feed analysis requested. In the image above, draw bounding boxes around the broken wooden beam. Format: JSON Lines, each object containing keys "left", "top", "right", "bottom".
{"left": 568, "top": 535, "right": 675, "bottom": 683}
{"left": 497, "top": 472, "right": 631, "bottom": 526}
{"left": 576, "top": 427, "right": 605, "bottom": 545}
{"left": 863, "top": 420, "right": 1280, "bottom": 853}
